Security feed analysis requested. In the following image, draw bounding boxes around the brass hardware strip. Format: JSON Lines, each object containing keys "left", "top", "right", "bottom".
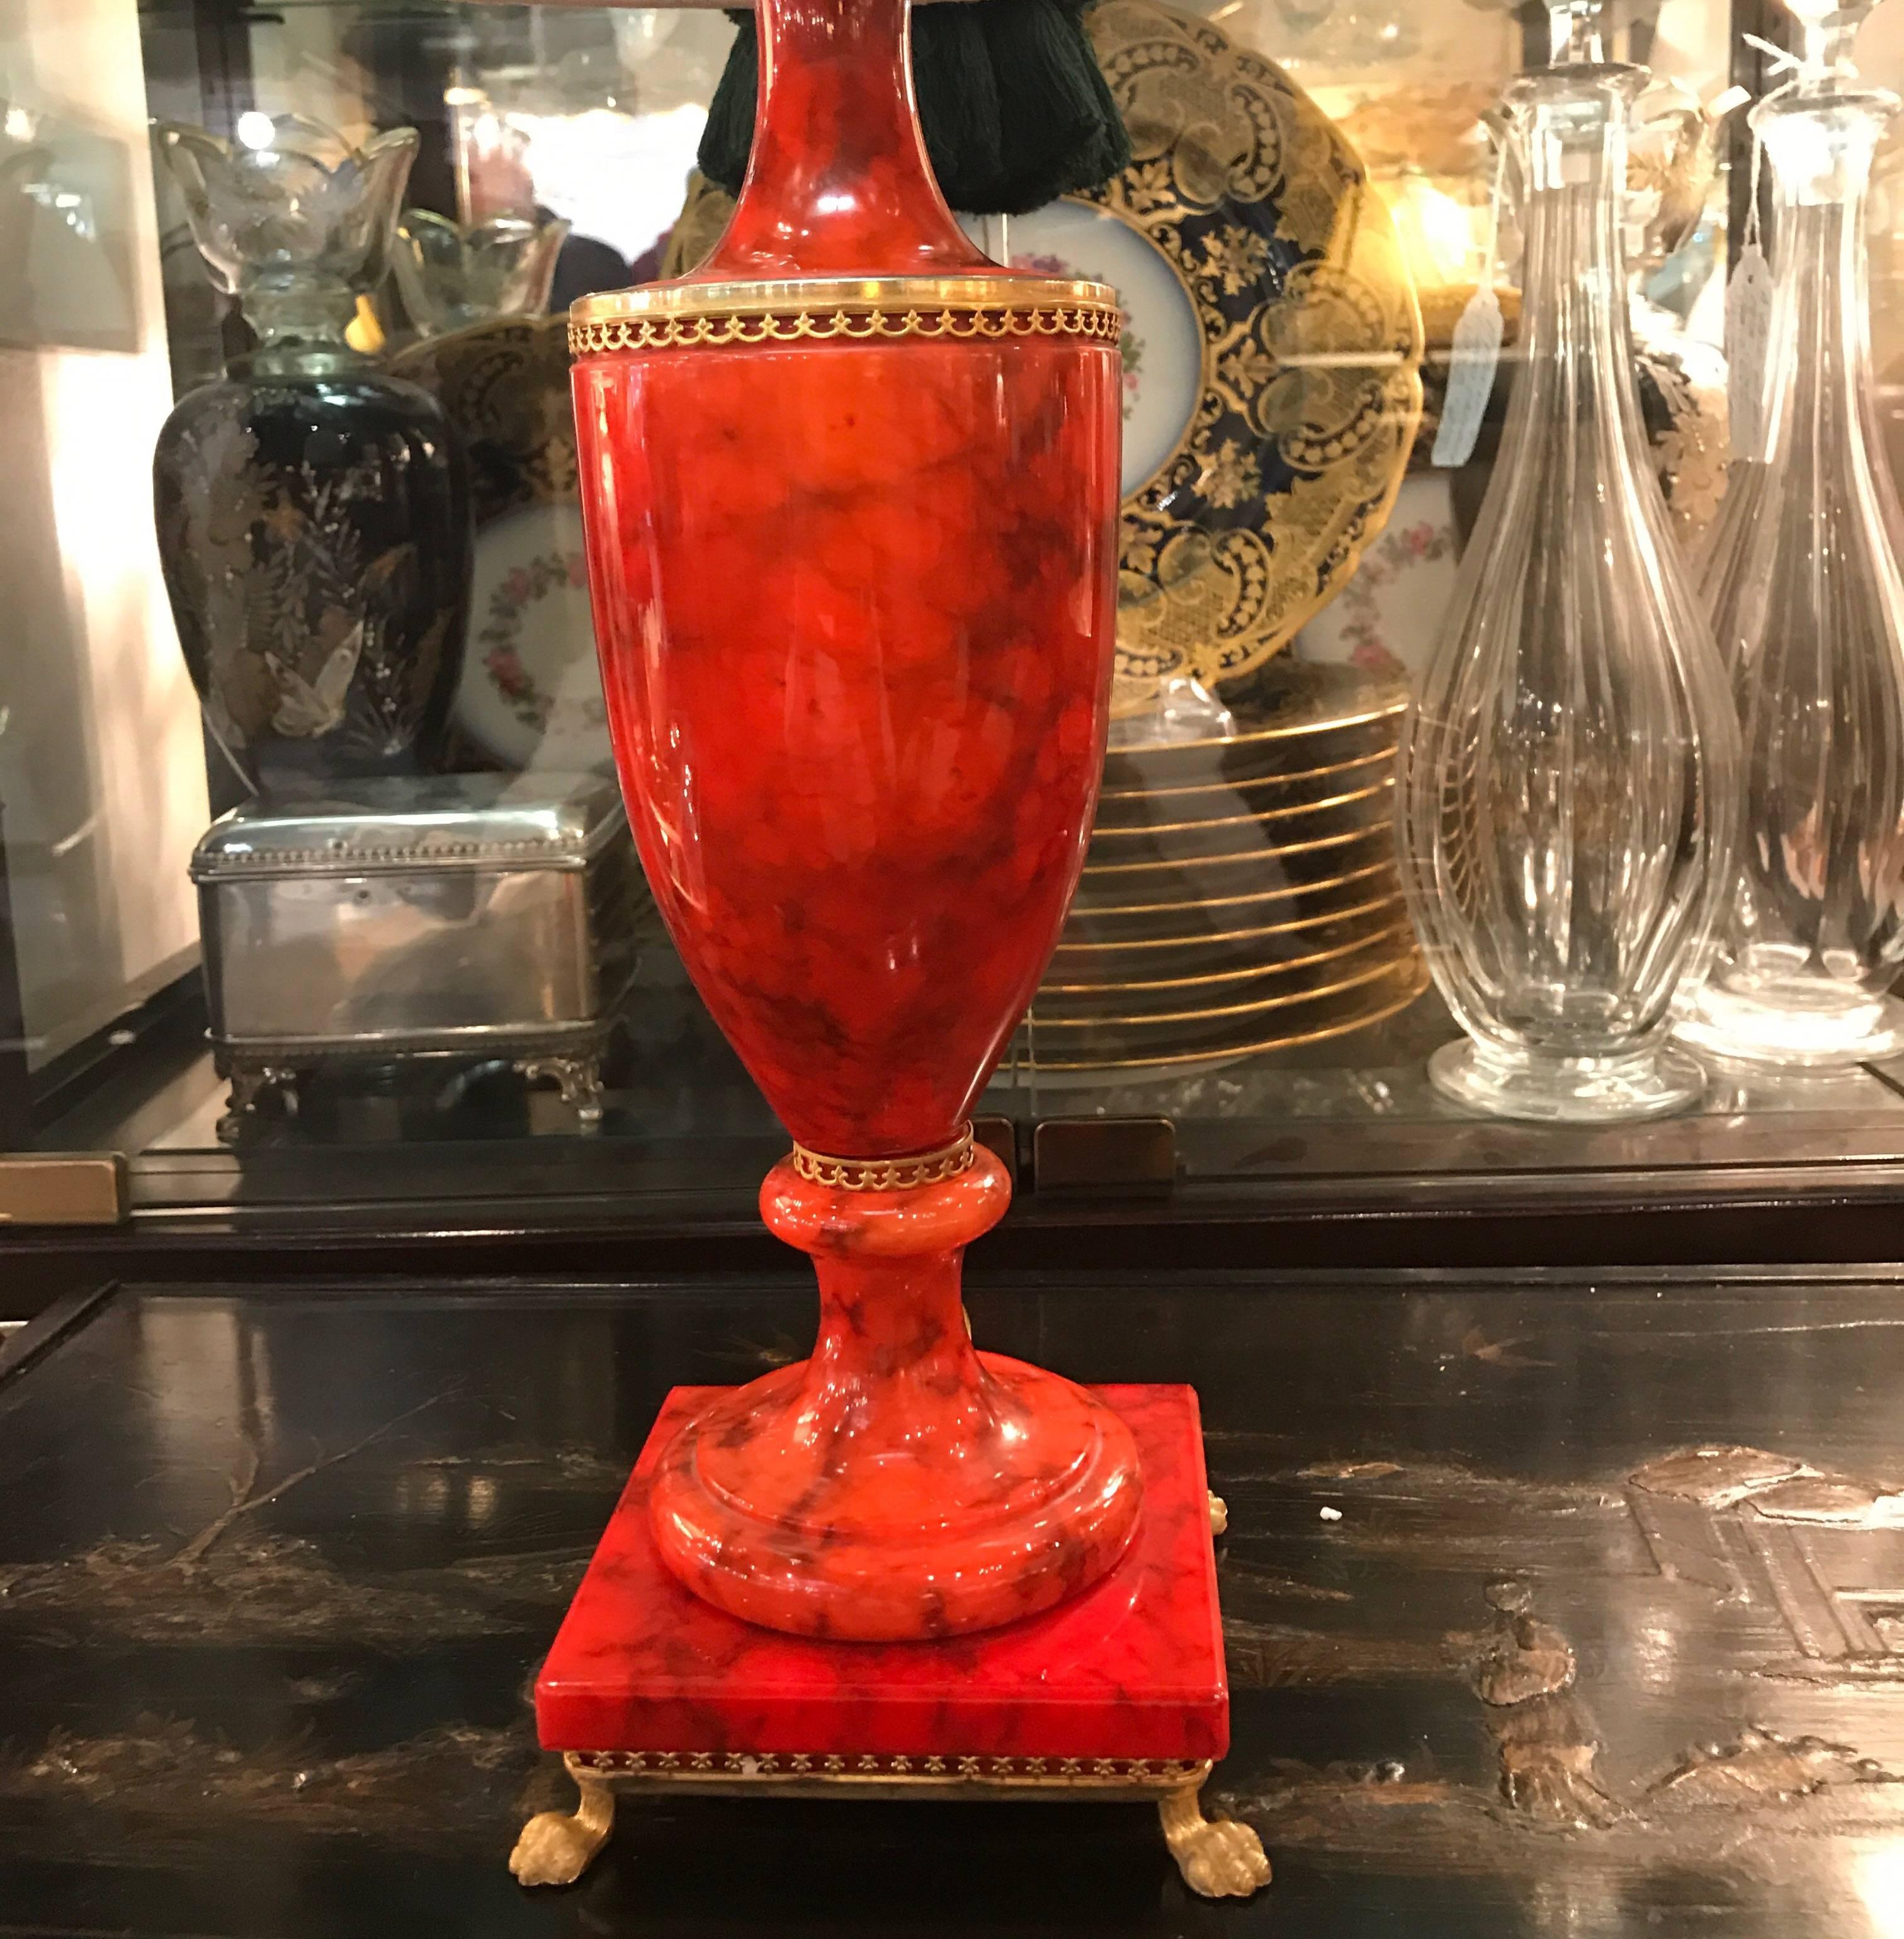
{"left": 572, "top": 301, "right": 1120, "bottom": 356}
{"left": 573, "top": 271, "right": 1111, "bottom": 326}
{"left": 571, "top": 1749, "right": 1211, "bottom": 1787}
{"left": 0, "top": 1155, "right": 127, "bottom": 1227}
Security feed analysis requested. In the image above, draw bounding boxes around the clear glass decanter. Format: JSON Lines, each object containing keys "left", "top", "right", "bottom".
{"left": 1675, "top": 3, "right": 1904, "bottom": 1068}
{"left": 1395, "top": 0, "right": 1740, "bottom": 1122}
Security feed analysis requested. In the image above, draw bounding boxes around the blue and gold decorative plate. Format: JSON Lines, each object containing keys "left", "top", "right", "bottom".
{"left": 1019, "top": 0, "right": 1424, "bottom": 719}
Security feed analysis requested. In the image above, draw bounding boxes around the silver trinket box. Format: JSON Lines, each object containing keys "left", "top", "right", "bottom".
{"left": 191, "top": 773, "right": 638, "bottom": 1141}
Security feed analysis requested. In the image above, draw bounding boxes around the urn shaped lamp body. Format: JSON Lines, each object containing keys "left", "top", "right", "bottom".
{"left": 572, "top": 0, "right": 1140, "bottom": 1641}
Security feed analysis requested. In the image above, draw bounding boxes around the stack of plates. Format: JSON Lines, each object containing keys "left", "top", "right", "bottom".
{"left": 1027, "top": 664, "right": 1427, "bottom": 1077}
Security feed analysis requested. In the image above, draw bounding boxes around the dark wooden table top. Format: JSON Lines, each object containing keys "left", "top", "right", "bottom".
{"left": 3, "top": 1267, "right": 1903, "bottom": 1936}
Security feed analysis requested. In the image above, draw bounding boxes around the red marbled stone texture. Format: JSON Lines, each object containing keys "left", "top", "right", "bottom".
{"left": 574, "top": 337, "right": 1118, "bottom": 1157}
{"left": 538, "top": 1382, "right": 1227, "bottom": 1762}
{"left": 648, "top": 1148, "right": 1143, "bottom": 1641}
{"left": 694, "top": 0, "right": 990, "bottom": 280}
{"left": 573, "top": 0, "right": 1120, "bottom": 1156}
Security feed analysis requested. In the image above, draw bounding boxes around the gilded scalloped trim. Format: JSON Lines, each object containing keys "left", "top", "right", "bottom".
{"left": 570, "top": 303, "right": 1123, "bottom": 356}
{"left": 790, "top": 1126, "right": 977, "bottom": 1193}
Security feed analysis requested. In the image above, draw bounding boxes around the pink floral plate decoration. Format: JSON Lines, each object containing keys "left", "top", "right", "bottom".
{"left": 455, "top": 501, "right": 611, "bottom": 772}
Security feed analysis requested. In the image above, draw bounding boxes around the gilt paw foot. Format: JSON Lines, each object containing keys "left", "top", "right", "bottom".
{"left": 510, "top": 1772, "right": 615, "bottom": 1887}
{"left": 1159, "top": 1785, "right": 1271, "bottom": 1899}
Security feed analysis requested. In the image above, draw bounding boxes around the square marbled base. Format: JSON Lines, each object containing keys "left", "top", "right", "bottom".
{"left": 536, "top": 1383, "right": 1227, "bottom": 1763}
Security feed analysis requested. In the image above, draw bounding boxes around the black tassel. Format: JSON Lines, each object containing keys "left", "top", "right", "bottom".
{"left": 915, "top": 8, "right": 1005, "bottom": 209}
{"left": 699, "top": 1, "right": 1130, "bottom": 217}
{"left": 981, "top": 0, "right": 1131, "bottom": 213}
{"left": 699, "top": 13, "right": 761, "bottom": 194}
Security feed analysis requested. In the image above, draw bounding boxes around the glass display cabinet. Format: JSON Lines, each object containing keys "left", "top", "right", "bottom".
{"left": 8, "top": 0, "right": 1901, "bottom": 1301}
{"left": 5, "top": 3, "right": 1904, "bottom": 1934}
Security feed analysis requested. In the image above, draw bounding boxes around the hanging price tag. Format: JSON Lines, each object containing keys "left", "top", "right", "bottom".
{"left": 1726, "top": 105, "right": 1776, "bottom": 460}
{"left": 1433, "top": 283, "right": 1505, "bottom": 469}
{"left": 1726, "top": 239, "right": 1774, "bottom": 460}
{"left": 1435, "top": 135, "right": 1508, "bottom": 470}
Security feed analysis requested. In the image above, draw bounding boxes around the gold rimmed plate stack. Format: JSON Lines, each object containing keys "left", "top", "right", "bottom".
{"left": 1028, "top": 664, "right": 1427, "bottom": 1077}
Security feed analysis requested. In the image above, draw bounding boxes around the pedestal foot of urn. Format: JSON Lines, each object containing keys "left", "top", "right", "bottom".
{"left": 217, "top": 1065, "right": 300, "bottom": 1145}
{"left": 511, "top": 1758, "right": 616, "bottom": 1887}
{"left": 648, "top": 1140, "right": 1144, "bottom": 1640}
{"left": 519, "top": 1055, "right": 605, "bottom": 1133}
{"left": 1159, "top": 1784, "right": 1271, "bottom": 1899}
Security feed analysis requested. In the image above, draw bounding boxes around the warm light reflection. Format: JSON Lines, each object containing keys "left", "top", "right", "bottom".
{"left": 507, "top": 103, "right": 707, "bottom": 264}
{"left": 235, "top": 110, "right": 275, "bottom": 152}
{"left": 1856, "top": 1840, "right": 1904, "bottom": 1939}
{"left": 1383, "top": 172, "right": 1484, "bottom": 291}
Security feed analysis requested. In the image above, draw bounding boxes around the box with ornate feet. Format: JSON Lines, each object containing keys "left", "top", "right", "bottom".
{"left": 191, "top": 772, "right": 639, "bottom": 1141}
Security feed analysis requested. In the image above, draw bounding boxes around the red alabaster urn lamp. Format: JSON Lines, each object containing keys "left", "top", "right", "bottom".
{"left": 570, "top": 0, "right": 1137, "bottom": 1642}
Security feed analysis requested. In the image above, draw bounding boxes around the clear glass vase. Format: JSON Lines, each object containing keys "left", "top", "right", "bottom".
{"left": 1675, "top": 11, "right": 1904, "bottom": 1070}
{"left": 1395, "top": 4, "right": 1740, "bottom": 1122}
{"left": 392, "top": 210, "right": 570, "bottom": 338}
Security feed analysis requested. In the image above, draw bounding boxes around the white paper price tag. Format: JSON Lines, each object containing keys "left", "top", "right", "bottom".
{"left": 1432, "top": 284, "right": 1505, "bottom": 469}
{"left": 1726, "top": 239, "right": 1774, "bottom": 459}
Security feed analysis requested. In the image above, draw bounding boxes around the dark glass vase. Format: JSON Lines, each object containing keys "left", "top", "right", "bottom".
{"left": 156, "top": 117, "right": 472, "bottom": 794}
{"left": 156, "top": 364, "right": 470, "bottom": 793}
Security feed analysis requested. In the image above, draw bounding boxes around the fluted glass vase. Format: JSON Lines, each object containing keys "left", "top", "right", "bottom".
{"left": 1676, "top": 31, "right": 1904, "bottom": 1068}
{"left": 392, "top": 210, "right": 570, "bottom": 337}
{"left": 1395, "top": 16, "right": 1740, "bottom": 1122}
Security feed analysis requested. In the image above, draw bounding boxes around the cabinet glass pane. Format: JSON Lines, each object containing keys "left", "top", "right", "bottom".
{"left": 2, "top": 0, "right": 1901, "bottom": 1209}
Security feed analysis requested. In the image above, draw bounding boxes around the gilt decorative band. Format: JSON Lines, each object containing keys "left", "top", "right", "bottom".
{"left": 569, "top": 273, "right": 1121, "bottom": 358}
{"left": 572, "top": 1750, "right": 1211, "bottom": 1785}
{"left": 791, "top": 1126, "right": 977, "bottom": 1192}
{"left": 571, "top": 303, "right": 1121, "bottom": 357}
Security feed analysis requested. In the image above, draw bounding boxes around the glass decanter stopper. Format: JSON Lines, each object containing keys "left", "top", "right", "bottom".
{"left": 1675, "top": 2, "right": 1904, "bottom": 1068}
{"left": 1395, "top": 0, "right": 1741, "bottom": 1122}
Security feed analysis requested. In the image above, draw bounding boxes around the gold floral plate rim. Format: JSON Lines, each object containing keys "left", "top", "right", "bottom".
{"left": 1089, "top": 777, "right": 1393, "bottom": 840}
{"left": 1022, "top": 962, "right": 1427, "bottom": 1072}
{"left": 1053, "top": 888, "right": 1407, "bottom": 956}
{"left": 1079, "top": 821, "right": 1392, "bottom": 879}
{"left": 1102, "top": 689, "right": 1408, "bottom": 761}
{"left": 1089, "top": 0, "right": 1424, "bottom": 712}
{"left": 385, "top": 312, "right": 579, "bottom": 528}
{"left": 1029, "top": 938, "right": 1417, "bottom": 1028}
{"left": 1039, "top": 917, "right": 1413, "bottom": 997}
{"left": 1072, "top": 854, "right": 1400, "bottom": 917}
{"left": 1094, "top": 745, "right": 1397, "bottom": 806}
